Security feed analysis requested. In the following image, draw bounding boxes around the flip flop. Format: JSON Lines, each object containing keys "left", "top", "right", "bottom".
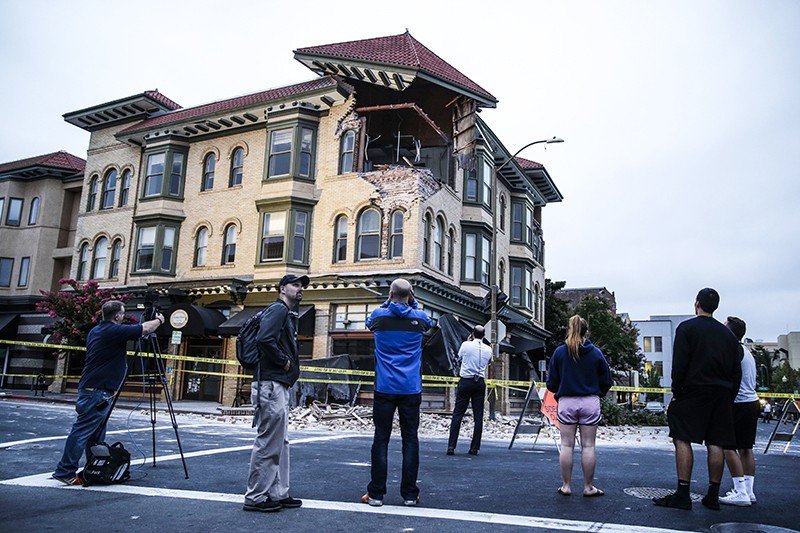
{"left": 557, "top": 487, "right": 571, "bottom": 496}
{"left": 584, "top": 489, "right": 605, "bottom": 497}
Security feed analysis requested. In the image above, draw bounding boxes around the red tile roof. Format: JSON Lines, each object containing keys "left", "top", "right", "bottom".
{"left": 119, "top": 77, "right": 339, "bottom": 134}
{"left": 144, "top": 90, "right": 182, "bottom": 111}
{"left": 514, "top": 156, "right": 543, "bottom": 169}
{"left": 0, "top": 151, "right": 86, "bottom": 174}
{"left": 295, "top": 31, "right": 496, "bottom": 102}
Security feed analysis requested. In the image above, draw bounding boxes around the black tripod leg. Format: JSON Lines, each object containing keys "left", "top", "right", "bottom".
{"left": 150, "top": 337, "right": 189, "bottom": 479}
{"left": 149, "top": 377, "right": 158, "bottom": 467}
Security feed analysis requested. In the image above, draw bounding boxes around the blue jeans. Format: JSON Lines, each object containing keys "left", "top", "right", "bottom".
{"left": 54, "top": 388, "right": 114, "bottom": 478}
{"left": 448, "top": 376, "right": 486, "bottom": 451}
{"left": 368, "top": 391, "right": 421, "bottom": 501}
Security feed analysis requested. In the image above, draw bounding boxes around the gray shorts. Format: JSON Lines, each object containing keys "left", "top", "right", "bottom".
{"left": 557, "top": 395, "right": 601, "bottom": 425}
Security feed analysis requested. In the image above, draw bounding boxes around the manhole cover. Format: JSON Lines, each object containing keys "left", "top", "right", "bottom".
{"left": 624, "top": 487, "right": 702, "bottom": 502}
{"left": 710, "top": 523, "right": 799, "bottom": 533}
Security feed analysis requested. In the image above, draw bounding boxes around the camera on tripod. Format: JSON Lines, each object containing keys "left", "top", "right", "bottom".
{"left": 141, "top": 291, "right": 161, "bottom": 323}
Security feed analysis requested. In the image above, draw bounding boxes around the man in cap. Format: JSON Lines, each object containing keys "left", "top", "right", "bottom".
{"left": 243, "top": 274, "right": 308, "bottom": 513}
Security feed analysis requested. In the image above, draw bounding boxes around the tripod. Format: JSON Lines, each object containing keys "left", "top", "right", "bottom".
{"left": 135, "top": 327, "right": 189, "bottom": 479}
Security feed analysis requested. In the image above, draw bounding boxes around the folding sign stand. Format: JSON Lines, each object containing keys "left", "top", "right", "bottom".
{"left": 509, "top": 382, "right": 560, "bottom": 451}
{"left": 764, "top": 398, "right": 800, "bottom": 454}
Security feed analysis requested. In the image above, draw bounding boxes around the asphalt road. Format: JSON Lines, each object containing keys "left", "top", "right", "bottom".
{"left": 1, "top": 398, "right": 798, "bottom": 533}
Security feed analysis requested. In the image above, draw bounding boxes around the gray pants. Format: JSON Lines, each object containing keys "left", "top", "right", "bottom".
{"left": 244, "top": 381, "right": 290, "bottom": 504}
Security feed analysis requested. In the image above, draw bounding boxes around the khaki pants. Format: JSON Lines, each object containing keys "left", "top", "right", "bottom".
{"left": 244, "top": 381, "right": 290, "bottom": 503}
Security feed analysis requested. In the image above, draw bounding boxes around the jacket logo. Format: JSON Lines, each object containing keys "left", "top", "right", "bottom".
{"left": 411, "top": 320, "right": 418, "bottom": 325}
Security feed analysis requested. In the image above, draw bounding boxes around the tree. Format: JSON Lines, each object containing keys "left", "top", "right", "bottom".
{"left": 36, "top": 278, "right": 132, "bottom": 349}
{"left": 750, "top": 345, "right": 774, "bottom": 389}
{"left": 574, "top": 295, "right": 642, "bottom": 371}
{"left": 544, "top": 279, "right": 571, "bottom": 357}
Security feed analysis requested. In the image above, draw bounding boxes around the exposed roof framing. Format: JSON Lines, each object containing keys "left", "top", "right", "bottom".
{"left": 355, "top": 103, "right": 449, "bottom": 142}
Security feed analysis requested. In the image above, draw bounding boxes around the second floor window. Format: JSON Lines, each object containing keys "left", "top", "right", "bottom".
{"left": 357, "top": 208, "right": 380, "bottom": 260}
{"left": 91, "top": 237, "right": 108, "bottom": 279}
{"left": 143, "top": 151, "right": 186, "bottom": 198}
{"left": 433, "top": 217, "right": 444, "bottom": 270}
{"left": 482, "top": 159, "right": 492, "bottom": 209}
{"left": 466, "top": 169, "right": 478, "bottom": 202}
{"left": 18, "top": 257, "right": 30, "bottom": 287}
{"left": 6, "top": 198, "right": 23, "bottom": 226}
{"left": 119, "top": 169, "right": 131, "bottom": 206}
{"left": 230, "top": 147, "right": 243, "bottom": 186}
{"left": 87, "top": 177, "right": 98, "bottom": 211}
{"left": 194, "top": 227, "right": 208, "bottom": 267}
{"left": 292, "top": 211, "right": 308, "bottom": 263}
{"left": 464, "top": 233, "right": 477, "bottom": 281}
{"left": 334, "top": 215, "right": 348, "bottom": 263}
{"left": 261, "top": 213, "right": 285, "bottom": 261}
{"left": 77, "top": 243, "right": 89, "bottom": 280}
{"left": 481, "top": 236, "right": 491, "bottom": 285}
{"left": 101, "top": 170, "right": 117, "bottom": 209}
{"left": 144, "top": 154, "right": 164, "bottom": 197}
{"left": 222, "top": 224, "right": 237, "bottom": 264}
{"left": 110, "top": 239, "right": 121, "bottom": 278}
{"left": 0, "top": 258, "right": 12, "bottom": 287}
{"left": 134, "top": 224, "right": 179, "bottom": 273}
{"left": 202, "top": 154, "right": 215, "bottom": 191}
{"left": 423, "top": 214, "right": 431, "bottom": 264}
{"left": 390, "top": 211, "right": 403, "bottom": 259}
{"left": 268, "top": 129, "right": 292, "bottom": 177}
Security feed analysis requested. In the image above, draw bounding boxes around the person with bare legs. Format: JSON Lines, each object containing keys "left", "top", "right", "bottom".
{"left": 547, "top": 315, "right": 613, "bottom": 497}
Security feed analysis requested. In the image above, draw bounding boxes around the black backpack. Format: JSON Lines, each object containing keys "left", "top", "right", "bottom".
{"left": 236, "top": 309, "right": 265, "bottom": 371}
{"left": 82, "top": 442, "right": 131, "bottom": 486}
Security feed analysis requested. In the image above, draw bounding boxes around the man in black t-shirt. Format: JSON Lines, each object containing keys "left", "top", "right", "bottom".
{"left": 653, "top": 288, "right": 741, "bottom": 511}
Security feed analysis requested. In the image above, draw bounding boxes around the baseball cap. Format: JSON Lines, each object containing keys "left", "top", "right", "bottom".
{"left": 279, "top": 274, "right": 310, "bottom": 288}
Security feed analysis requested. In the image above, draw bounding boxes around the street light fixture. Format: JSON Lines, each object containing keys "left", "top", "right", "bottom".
{"left": 489, "top": 137, "right": 564, "bottom": 366}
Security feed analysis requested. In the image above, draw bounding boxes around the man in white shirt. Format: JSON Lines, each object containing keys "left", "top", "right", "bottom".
{"left": 447, "top": 325, "right": 492, "bottom": 455}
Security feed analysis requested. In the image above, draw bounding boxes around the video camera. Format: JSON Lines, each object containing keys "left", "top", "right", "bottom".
{"left": 141, "top": 291, "right": 160, "bottom": 322}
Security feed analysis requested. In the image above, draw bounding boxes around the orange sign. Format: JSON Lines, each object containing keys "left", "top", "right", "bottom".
{"left": 540, "top": 388, "right": 560, "bottom": 429}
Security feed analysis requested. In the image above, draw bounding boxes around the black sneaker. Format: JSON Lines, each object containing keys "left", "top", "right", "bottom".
{"left": 52, "top": 473, "right": 83, "bottom": 486}
{"left": 701, "top": 495, "right": 720, "bottom": 510}
{"left": 653, "top": 493, "right": 692, "bottom": 510}
{"left": 279, "top": 497, "right": 302, "bottom": 509}
{"left": 468, "top": 449, "right": 479, "bottom": 455}
{"left": 243, "top": 498, "right": 281, "bottom": 512}
{"left": 446, "top": 448, "right": 454, "bottom": 455}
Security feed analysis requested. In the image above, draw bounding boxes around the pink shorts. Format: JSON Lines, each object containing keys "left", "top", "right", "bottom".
{"left": 557, "top": 395, "right": 601, "bottom": 426}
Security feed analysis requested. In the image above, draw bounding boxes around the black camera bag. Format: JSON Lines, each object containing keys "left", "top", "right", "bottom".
{"left": 82, "top": 442, "right": 131, "bottom": 486}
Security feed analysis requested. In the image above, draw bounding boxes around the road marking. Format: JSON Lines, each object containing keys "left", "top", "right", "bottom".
{"left": 1, "top": 472, "right": 689, "bottom": 533}
{"left": 0, "top": 424, "right": 206, "bottom": 449}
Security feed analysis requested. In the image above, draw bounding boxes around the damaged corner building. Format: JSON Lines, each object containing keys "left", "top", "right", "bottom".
{"left": 30, "top": 31, "right": 563, "bottom": 415}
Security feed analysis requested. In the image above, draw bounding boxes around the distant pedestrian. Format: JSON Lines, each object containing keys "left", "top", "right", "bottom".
{"left": 718, "top": 316, "right": 758, "bottom": 507}
{"left": 447, "top": 325, "right": 492, "bottom": 456}
{"left": 546, "top": 314, "right": 613, "bottom": 498}
{"left": 362, "top": 279, "right": 432, "bottom": 507}
{"left": 243, "top": 274, "right": 308, "bottom": 513}
{"left": 763, "top": 402, "right": 772, "bottom": 423}
{"left": 653, "top": 288, "right": 742, "bottom": 511}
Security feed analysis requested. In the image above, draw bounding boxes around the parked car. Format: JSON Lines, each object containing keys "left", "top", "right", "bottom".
{"left": 644, "top": 401, "right": 665, "bottom": 414}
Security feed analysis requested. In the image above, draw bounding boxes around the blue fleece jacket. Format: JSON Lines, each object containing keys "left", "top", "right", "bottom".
{"left": 367, "top": 300, "right": 432, "bottom": 394}
{"left": 546, "top": 340, "right": 613, "bottom": 400}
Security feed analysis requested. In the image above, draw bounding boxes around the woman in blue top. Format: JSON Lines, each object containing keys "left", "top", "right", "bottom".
{"left": 547, "top": 314, "right": 613, "bottom": 497}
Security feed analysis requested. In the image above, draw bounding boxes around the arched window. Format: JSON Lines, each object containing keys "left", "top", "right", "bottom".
{"left": 28, "top": 197, "right": 40, "bottom": 225}
{"left": 101, "top": 169, "right": 117, "bottom": 209}
{"left": 334, "top": 215, "right": 348, "bottom": 263}
{"left": 119, "top": 169, "right": 131, "bottom": 206}
{"left": 423, "top": 213, "right": 431, "bottom": 264}
{"left": 110, "top": 239, "right": 121, "bottom": 278}
{"left": 202, "top": 153, "right": 215, "bottom": 191}
{"left": 357, "top": 209, "right": 380, "bottom": 260}
{"left": 339, "top": 130, "right": 356, "bottom": 174}
{"left": 499, "top": 260, "right": 506, "bottom": 293}
{"left": 447, "top": 228, "right": 455, "bottom": 276}
{"left": 229, "top": 147, "right": 243, "bottom": 186}
{"left": 77, "top": 243, "right": 89, "bottom": 280}
{"left": 433, "top": 217, "right": 444, "bottom": 270}
{"left": 194, "top": 227, "right": 209, "bottom": 267}
{"left": 87, "top": 176, "right": 98, "bottom": 211}
{"left": 390, "top": 211, "right": 403, "bottom": 259}
{"left": 222, "top": 224, "right": 237, "bottom": 264}
{"left": 91, "top": 237, "right": 108, "bottom": 279}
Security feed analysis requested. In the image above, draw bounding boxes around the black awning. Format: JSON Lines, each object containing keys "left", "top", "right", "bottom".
{"left": 0, "top": 313, "right": 19, "bottom": 338}
{"left": 218, "top": 305, "right": 314, "bottom": 336}
{"left": 162, "top": 304, "right": 226, "bottom": 336}
{"left": 509, "top": 336, "right": 545, "bottom": 354}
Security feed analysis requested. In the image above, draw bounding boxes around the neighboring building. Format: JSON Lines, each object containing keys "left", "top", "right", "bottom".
{"left": 777, "top": 332, "right": 800, "bottom": 371}
{"left": 632, "top": 314, "right": 693, "bottom": 402}
{"left": 25, "top": 32, "right": 563, "bottom": 412}
{"left": 0, "top": 151, "right": 85, "bottom": 388}
{"left": 557, "top": 287, "right": 617, "bottom": 314}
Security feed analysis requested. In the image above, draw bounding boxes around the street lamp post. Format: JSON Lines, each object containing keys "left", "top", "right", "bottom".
{"left": 489, "top": 137, "right": 564, "bottom": 393}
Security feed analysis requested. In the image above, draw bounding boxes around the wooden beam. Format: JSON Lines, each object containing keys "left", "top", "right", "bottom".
{"left": 243, "top": 113, "right": 258, "bottom": 122}
{"left": 230, "top": 116, "right": 245, "bottom": 125}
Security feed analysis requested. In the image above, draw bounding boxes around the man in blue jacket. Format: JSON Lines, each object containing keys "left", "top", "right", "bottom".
{"left": 362, "top": 278, "right": 432, "bottom": 508}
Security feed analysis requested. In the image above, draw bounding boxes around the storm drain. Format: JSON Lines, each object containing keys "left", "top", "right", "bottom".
{"left": 710, "top": 523, "right": 799, "bottom": 533}
{"left": 624, "top": 486, "right": 703, "bottom": 502}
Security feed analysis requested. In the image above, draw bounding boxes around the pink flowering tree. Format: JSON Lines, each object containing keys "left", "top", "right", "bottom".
{"left": 36, "top": 278, "right": 134, "bottom": 348}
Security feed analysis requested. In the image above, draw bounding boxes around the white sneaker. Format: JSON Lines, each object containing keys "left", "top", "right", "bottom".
{"left": 748, "top": 492, "right": 757, "bottom": 504}
{"left": 719, "top": 489, "right": 751, "bottom": 507}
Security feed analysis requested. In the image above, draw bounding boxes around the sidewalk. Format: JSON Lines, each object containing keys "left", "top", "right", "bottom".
{"left": 0, "top": 389, "right": 227, "bottom": 416}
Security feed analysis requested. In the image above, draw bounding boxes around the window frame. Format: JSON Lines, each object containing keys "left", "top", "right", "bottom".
{"left": 265, "top": 122, "right": 318, "bottom": 181}
{"left": 91, "top": 237, "right": 108, "bottom": 279}
{"left": 17, "top": 256, "right": 30, "bottom": 287}
{"left": 119, "top": 169, "right": 131, "bottom": 206}
{"left": 5, "top": 197, "right": 23, "bottom": 226}
{"left": 28, "top": 197, "right": 40, "bottom": 225}
{"left": 433, "top": 216, "right": 445, "bottom": 271}
{"left": 132, "top": 222, "right": 181, "bottom": 275}
{"left": 339, "top": 130, "right": 356, "bottom": 174}
{"left": 356, "top": 208, "right": 381, "bottom": 261}
{"left": 390, "top": 210, "right": 403, "bottom": 259}
{"left": 141, "top": 149, "right": 187, "bottom": 200}
{"left": 462, "top": 227, "right": 492, "bottom": 285}
{"left": 110, "top": 239, "right": 121, "bottom": 278}
{"left": 229, "top": 147, "right": 243, "bottom": 187}
{"left": 194, "top": 227, "right": 209, "bottom": 267}
{"left": 222, "top": 223, "right": 238, "bottom": 265}
{"left": 202, "top": 153, "right": 216, "bottom": 191}
{"left": 334, "top": 215, "right": 348, "bottom": 263}
{"left": 289, "top": 210, "right": 310, "bottom": 265}
{"left": 77, "top": 243, "right": 89, "bottom": 280}
{"left": 86, "top": 176, "right": 98, "bottom": 211}
{"left": 0, "top": 257, "right": 13, "bottom": 287}
{"left": 101, "top": 169, "right": 117, "bottom": 209}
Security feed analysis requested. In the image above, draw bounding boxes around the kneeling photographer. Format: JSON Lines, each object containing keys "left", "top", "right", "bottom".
{"left": 52, "top": 300, "right": 164, "bottom": 486}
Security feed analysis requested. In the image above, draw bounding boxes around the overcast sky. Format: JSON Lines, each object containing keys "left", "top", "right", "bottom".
{"left": 2, "top": 0, "right": 798, "bottom": 342}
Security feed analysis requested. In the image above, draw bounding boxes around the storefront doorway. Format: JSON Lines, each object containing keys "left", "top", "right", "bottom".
{"left": 182, "top": 340, "right": 224, "bottom": 401}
